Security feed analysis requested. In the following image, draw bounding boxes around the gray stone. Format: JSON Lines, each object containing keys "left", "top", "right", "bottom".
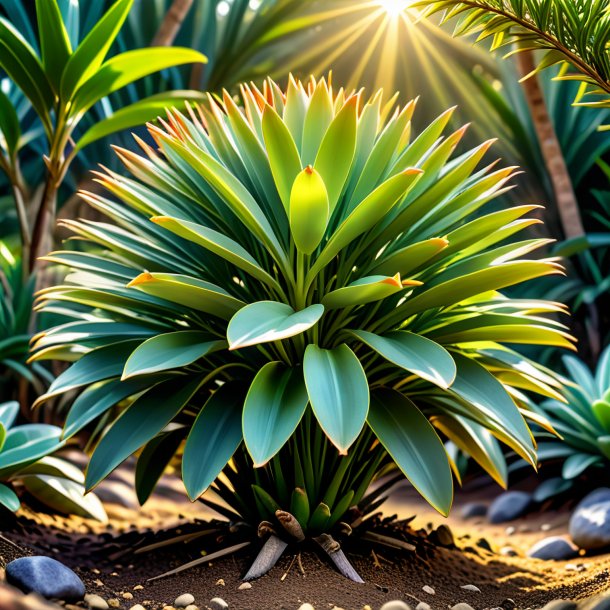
{"left": 380, "top": 602, "right": 412, "bottom": 610}
{"left": 488, "top": 491, "right": 532, "bottom": 523}
{"left": 422, "top": 585, "right": 435, "bottom": 595}
{"left": 500, "top": 600, "right": 516, "bottom": 610}
{"left": 460, "top": 502, "right": 488, "bottom": 519}
{"left": 500, "top": 546, "right": 518, "bottom": 557}
{"left": 570, "top": 499, "right": 610, "bottom": 550}
{"left": 415, "top": 604, "right": 431, "bottom": 610}
{"left": 6, "top": 557, "right": 85, "bottom": 602}
{"left": 174, "top": 593, "right": 195, "bottom": 607}
{"left": 434, "top": 524, "right": 454, "bottom": 546}
{"left": 540, "top": 601, "right": 577, "bottom": 610}
{"left": 575, "top": 488, "right": 610, "bottom": 511}
{"left": 460, "top": 584, "right": 480, "bottom": 592}
{"left": 527, "top": 536, "right": 578, "bottom": 560}
{"left": 210, "top": 598, "right": 229, "bottom": 610}
{"left": 85, "top": 594, "right": 109, "bottom": 609}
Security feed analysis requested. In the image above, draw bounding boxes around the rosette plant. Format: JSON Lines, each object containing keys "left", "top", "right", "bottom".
{"left": 33, "top": 76, "right": 573, "bottom": 580}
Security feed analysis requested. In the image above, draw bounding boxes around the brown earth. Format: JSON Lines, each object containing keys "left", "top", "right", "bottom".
{"left": 1, "top": 473, "right": 610, "bottom": 610}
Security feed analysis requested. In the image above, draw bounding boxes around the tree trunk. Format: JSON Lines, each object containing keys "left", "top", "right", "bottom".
{"left": 515, "top": 50, "right": 585, "bottom": 240}
{"left": 151, "top": 0, "right": 194, "bottom": 46}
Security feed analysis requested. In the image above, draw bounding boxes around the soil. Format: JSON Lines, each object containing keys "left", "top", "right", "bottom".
{"left": 1, "top": 471, "right": 610, "bottom": 610}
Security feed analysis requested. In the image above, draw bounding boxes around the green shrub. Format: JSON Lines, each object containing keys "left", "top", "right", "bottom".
{"left": 33, "top": 76, "right": 572, "bottom": 534}
{"left": 533, "top": 345, "right": 610, "bottom": 494}
{"left": 0, "top": 401, "right": 106, "bottom": 520}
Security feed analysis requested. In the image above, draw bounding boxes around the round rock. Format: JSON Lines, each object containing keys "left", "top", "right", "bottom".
{"left": 210, "top": 598, "right": 229, "bottom": 610}
{"left": 298, "top": 605, "right": 315, "bottom": 610}
{"left": 527, "top": 536, "right": 578, "bottom": 560}
{"left": 174, "top": 593, "right": 195, "bottom": 607}
{"left": 380, "top": 602, "right": 412, "bottom": 610}
{"left": 570, "top": 499, "right": 610, "bottom": 550}
{"left": 85, "top": 594, "right": 109, "bottom": 610}
{"left": 416, "top": 604, "right": 431, "bottom": 610}
{"left": 488, "top": 491, "right": 532, "bottom": 523}
{"left": 460, "top": 502, "right": 488, "bottom": 519}
{"left": 6, "top": 556, "right": 86, "bottom": 602}
{"left": 581, "top": 594, "right": 610, "bottom": 610}
{"left": 451, "top": 605, "right": 475, "bottom": 610}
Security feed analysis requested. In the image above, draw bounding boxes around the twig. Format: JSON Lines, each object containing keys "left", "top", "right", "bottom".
{"left": 371, "top": 549, "right": 382, "bottom": 569}
{"left": 0, "top": 534, "right": 24, "bottom": 553}
{"left": 280, "top": 554, "right": 297, "bottom": 582}
{"left": 297, "top": 552, "right": 305, "bottom": 576}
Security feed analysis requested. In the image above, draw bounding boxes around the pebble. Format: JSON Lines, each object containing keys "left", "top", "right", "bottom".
{"left": 527, "top": 536, "right": 579, "bottom": 560}
{"left": 122, "top": 592, "right": 134, "bottom": 599}
{"left": 460, "top": 584, "right": 481, "bottom": 592}
{"left": 133, "top": 585, "right": 144, "bottom": 591}
{"left": 298, "top": 605, "right": 315, "bottom": 610}
{"left": 422, "top": 585, "right": 435, "bottom": 595}
{"left": 174, "top": 593, "right": 195, "bottom": 607}
{"left": 488, "top": 491, "right": 533, "bottom": 523}
{"left": 500, "top": 546, "right": 518, "bottom": 557}
{"left": 237, "top": 583, "right": 251, "bottom": 590}
{"left": 380, "top": 602, "right": 412, "bottom": 610}
{"left": 184, "top": 606, "right": 199, "bottom": 610}
{"left": 460, "top": 502, "right": 487, "bottom": 519}
{"left": 210, "top": 598, "right": 229, "bottom": 610}
{"left": 570, "top": 490, "right": 610, "bottom": 550}
{"left": 85, "top": 594, "right": 109, "bottom": 610}
{"left": 5, "top": 556, "right": 86, "bottom": 602}
{"left": 416, "top": 604, "right": 431, "bottom": 610}
{"left": 505, "top": 526, "right": 516, "bottom": 536}
{"left": 130, "top": 606, "right": 146, "bottom": 610}
{"left": 541, "top": 523, "right": 553, "bottom": 531}
{"left": 451, "top": 605, "right": 475, "bottom": 610}
{"left": 108, "top": 600, "right": 120, "bottom": 608}
{"left": 216, "top": 579, "right": 225, "bottom": 586}
{"left": 434, "top": 524, "right": 454, "bottom": 547}
{"left": 501, "top": 600, "right": 516, "bottom": 610}
{"left": 566, "top": 563, "right": 586, "bottom": 572}
{"left": 476, "top": 537, "right": 492, "bottom": 552}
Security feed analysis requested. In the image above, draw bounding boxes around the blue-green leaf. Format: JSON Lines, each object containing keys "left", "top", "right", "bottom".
{"left": 303, "top": 344, "right": 369, "bottom": 453}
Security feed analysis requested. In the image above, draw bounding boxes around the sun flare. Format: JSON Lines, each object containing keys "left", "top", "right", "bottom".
{"left": 377, "top": 0, "right": 412, "bottom": 17}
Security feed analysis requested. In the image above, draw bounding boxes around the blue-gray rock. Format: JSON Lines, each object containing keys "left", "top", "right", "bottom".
{"left": 488, "top": 491, "right": 532, "bottom": 524}
{"left": 460, "top": 502, "right": 488, "bottom": 519}
{"left": 570, "top": 499, "right": 610, "bottom": 551}
{"left": 580, "top": 594, "right": 610, "bottom": 610}
{"left": 6, "top": 557, "right": 85, "bottom": 601}
{"left": 576, "top": 488, "right": 610, "bottom": 511}
{"left": 527, "top": 536, "right": 578, "bottom": 560}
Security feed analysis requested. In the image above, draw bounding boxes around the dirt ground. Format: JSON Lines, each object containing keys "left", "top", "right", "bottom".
{"left": 1, "top": 472, "right": 610, "bottom": 610}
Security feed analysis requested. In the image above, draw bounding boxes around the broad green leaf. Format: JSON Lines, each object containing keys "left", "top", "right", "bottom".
{"left": 289, "top": 166, "right": 329, "bottom": 254}
{"left": 0, "top": 19, "right": 53, "bottom": 132}
{"left": 301, "top": 79, "right": 333, "bottom": 165}
{"left": 182, "top": 382, "right": 245, "bottom": 500}
{"left": 75, "top": 91, "right": 208, "bottom": 150}
{"left": 368, "top": 389, "right": 453, "bottom": 516}
{"left": 122, "top": 331, "right": 226, "bottom": 379}
{"left": 86, "top": 375, "right": 202, "bottom": 490}
{"left": 21, "top": 475, "right": 107, "bottom": 522}
{"left": 314, "top": 95, "right": 357, "bottom": 212}
{"left": 432, "top": 414, "right": 508, "bottom": 487}
{"left": 262, "top": 103, "right": 302, "bottom": 211}
{"left": 593, "top": 400, "right": 610, "bottom": 433}
{"left": 151, "top": 216, "right": 279, "bottom": 290}
{"left": 303, "top": 344, "right": 369, "bottom": 453}
{"left": 0, "top": 483, "right": 20, "bottom": 512}
{"left": 0, "top": 89, "right": 20, "bottom": 155}
{"left": 63, "top": 375, "right": 173, "bottom": 440}
{"left": 243, "top": 362, "right": 309, "bottom": 467}
{"left": 0, "top": 423, "right": 5, "bottom": 453}
{"left": 399, "top": 261, "right": 562, "bottom": 317}
{"left": 60, "top": 0, "right": 132, "bottom": 99}
{"left": 0, "top": 425, "right": 63, "bottom": 477}
{"left": 36, "top": 0, "right": 71, "bottom": 91}
{"left": 368, "top": 238, "right": 449, "bottom": 276}
{"left": 34, "top": 340, "right": 142, "bottom": 405}
{"left": 18, "top": 456, "right": 83, "bottom": 483}
{"left": 71, "top": 48, "right": 206, "bottom": 115}
{"left": 228, "top": 301, "right": 324, "bottom": 350}
{"left": 322, "top": 274, "right": 417, "bottom": 310}
{"left": 307, "top": 169, "right": 423, "bottom": 283}
{"left": 0, "top": 401, "right": 19, "bottom": 429}
{"left": 450, "top": 353, "right": 536, "bottom": 466}
{"left": 348, "top": 330, "right": 456, "bottom": 388}
{"left": 135, "top": 427, "right": 185, "bottom": 505}
{"left": 128, "top": 272, "right": 245, "bottom": 320}
{"left": 562, "top": 453, "right": 601, "bottom": 479}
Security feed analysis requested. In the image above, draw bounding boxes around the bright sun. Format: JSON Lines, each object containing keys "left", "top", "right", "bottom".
{"left": 377, "top": 0, "right": 412, "bottom": 17}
